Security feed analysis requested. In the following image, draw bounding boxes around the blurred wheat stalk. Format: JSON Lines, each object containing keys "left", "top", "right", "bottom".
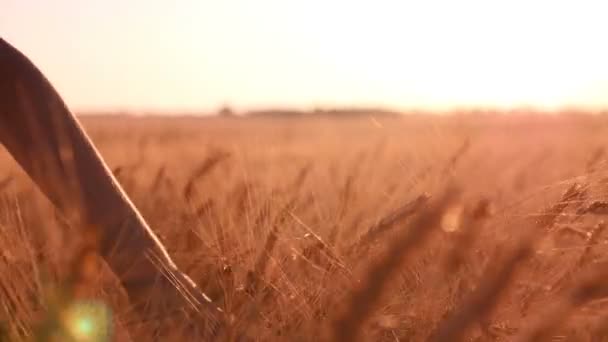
{"left": 32, "top": 229, "right": 113, "bottom": 342}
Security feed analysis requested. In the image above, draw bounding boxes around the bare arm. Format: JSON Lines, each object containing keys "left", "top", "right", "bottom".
{"left": 0, "top": 37, "right": 220, "bottom": 325}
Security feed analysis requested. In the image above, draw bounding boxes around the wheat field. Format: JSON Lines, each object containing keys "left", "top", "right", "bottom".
{"left": 2, "top": 111, "right": 608, "bottom": 341}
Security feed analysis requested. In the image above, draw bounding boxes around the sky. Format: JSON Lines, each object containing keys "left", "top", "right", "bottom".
{"left": 2, "top": 0, "right": 608, "bottom": 113}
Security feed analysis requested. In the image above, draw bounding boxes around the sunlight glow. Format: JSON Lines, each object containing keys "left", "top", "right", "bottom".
{"left": 1, "top": 0, "right": 607, "bottom": 112}
{"left": 62, "top": 300, "right": 111, "bottom": 341}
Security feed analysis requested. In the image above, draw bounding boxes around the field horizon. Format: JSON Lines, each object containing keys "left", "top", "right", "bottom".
{"left": 74, "top": 106, "right": 608, "bottom": 119}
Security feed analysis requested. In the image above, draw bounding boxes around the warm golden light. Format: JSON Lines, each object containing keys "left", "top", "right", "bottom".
{"left": 2, "top": 0, "right": 607, "bottom": 112}
{"left": 62, "top": 300, "right": 111, "bottom": 341}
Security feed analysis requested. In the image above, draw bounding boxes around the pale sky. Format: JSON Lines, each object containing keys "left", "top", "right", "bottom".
{"left": 2, "top": 0, "right": 608, "bottom": 113}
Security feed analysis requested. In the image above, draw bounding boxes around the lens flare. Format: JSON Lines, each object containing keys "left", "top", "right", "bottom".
{"left": 61, "top": 300, "right": 112, "bottom": 342}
